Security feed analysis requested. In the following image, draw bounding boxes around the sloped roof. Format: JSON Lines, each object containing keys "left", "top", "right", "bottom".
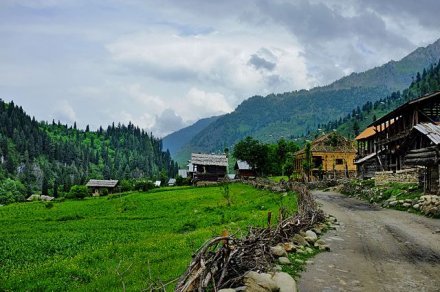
{"left": 356, "top": 120, "right": 395, "bottom": 141}
{"left": 190, "top": 153, "right": 228, "bottom": 167}
{"left": 168, "top": 178, "right": 176, "bottom": 184}
{"left": 86, "top": 180, "right": 119, "bottom": 188}
{"left": 296, "top": 133, "right": 356, "bottom": 155}
{"left": 235, "top": 160, "right": 251, "bottom": 170}
{"left": 413, "top": 123, "right": 440, "bottom": 145}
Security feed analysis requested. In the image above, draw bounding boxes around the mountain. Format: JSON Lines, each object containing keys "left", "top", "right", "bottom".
{"left": 173, "top": 38, "right": 440, "bottom": 162}
{"left": 0, "top": 100, "right": 177, "bottom": 204}
{"left": 162, "top": 115, "right": 221, "bottom": 157}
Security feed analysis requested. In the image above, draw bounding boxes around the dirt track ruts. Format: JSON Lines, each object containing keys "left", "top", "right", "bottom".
{"left": 298, "top": 190, "right": 440, "bottom": 292}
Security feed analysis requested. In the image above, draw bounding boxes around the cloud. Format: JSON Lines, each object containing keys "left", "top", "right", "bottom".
{"left": 1, "top": 0, "right": 440, "bottom": 137}
{"left": 52, "top": 100, "right": 76, "bottom": 123}
{"left": 152, "top": 108, "right": 186, "bottom": 137}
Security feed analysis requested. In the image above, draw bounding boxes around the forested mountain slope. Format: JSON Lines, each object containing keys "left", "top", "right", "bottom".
{"left": 162, "top": 115, "right": 220, "bottom": 157}
{"left": 174, "top": 38, "right": 440, "bottom": 162}
{"left": 0, "top": 100, "right": 177, "bottom": 203}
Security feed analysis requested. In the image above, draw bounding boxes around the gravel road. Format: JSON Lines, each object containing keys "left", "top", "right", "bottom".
{"left": 298, "top": 190, "right": 440, "bottom": 292}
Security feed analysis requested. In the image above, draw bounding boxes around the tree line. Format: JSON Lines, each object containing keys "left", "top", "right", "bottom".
{"left": 0, "top": 100, "right": 177, "bottom": 204}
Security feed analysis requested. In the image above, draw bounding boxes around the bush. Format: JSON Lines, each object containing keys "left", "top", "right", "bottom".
{"left": 101, "top": 188, "right": 109, "bottom": 196}
{"left": 68, "top": 185, "right": 89, "bottom": 199}
{"left": 134, "top": 180, "right": 155, "bottom": 192}
{"left": 176, "top": 176, "right": 191, "bottom": 186}
{"left": 0, "top": 178, "right": 27, "bottom": 205}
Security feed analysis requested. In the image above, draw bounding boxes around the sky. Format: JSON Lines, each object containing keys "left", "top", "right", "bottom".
{"left": 1, "top": 0, "right": 440, "bottom": 137}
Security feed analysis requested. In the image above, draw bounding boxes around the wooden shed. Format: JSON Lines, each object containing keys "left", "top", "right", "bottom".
{"left": 294, "top": 132, "right": 357, "bottom": 180}
{"left": 86, "top": 179, "right": 119, "bottom": 195}
{"left": 234, "top": 160, "right": 256, "bottom": 179}
{"left": 189, "top": 153, "right": 228, "bottom": 182}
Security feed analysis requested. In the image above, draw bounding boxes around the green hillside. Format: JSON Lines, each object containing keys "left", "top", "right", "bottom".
{"left": 174, "top": 38, "right": 440, "bottom": 161}
{"left": 0, "top": 184, "right": 297, "bottom": 291}
{"left": 0, "top": 101, "right": 177, "bottom": 204}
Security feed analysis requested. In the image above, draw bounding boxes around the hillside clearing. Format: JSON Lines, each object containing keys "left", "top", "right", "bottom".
{"left": 0, "top": 184, "right": 297, "bottom": 291}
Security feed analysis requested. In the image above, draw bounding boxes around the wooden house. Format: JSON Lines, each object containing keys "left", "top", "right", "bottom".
{"left": 355, "top": 91, "right": 440, "bottom": 192}
{"left": 86, "top": 179, "right": 118, "bottom": 195}
{"left": 189, "top": 153, "right": 228, "bottom": 182}
{"left": 234, "top": 160, "right": 256, "bottom": 179}
{"left": 293, "top": 132, "right": 357, "bottom": 180}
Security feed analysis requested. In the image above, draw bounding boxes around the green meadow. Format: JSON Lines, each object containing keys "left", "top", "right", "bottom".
{"left": 0, "top": 183, "right": 297, "bottom": 291}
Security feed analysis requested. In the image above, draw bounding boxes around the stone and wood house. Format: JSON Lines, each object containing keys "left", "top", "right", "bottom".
{"left": 189, "top": 153, "right": 228, "bottom": 182}
{"left": 355, "top": 91, "right": 440, "bottom": 193}
{"left": 86, "top": 179, "right": 119, "bottom": 195}
{"left": 234, "top": 160, "right": 256, "bottom": 179}
{"left": 293, "top": 132, "right": 357, "bottom": 180}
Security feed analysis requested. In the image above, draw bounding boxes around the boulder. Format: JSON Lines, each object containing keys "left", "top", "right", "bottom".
{"left": 283, "top": 242, "right": 297, "bottom": 253}
{"left": 270, "top": 245, "right": 288, "bottom": 257}
{"left": 402, "top": 203, "right": 411, "bottom": 208}
{"left": 292, "top": 234, "right": 309, "bottom": 247}
{"left": 272, "top": 272, "right": 297, "bottom": 292}
{"left": 244, "top": 271, "right": 278, "bottom": 292}
{"left": 389, "top": 201, "right": 398, "bottom": 207}
{"left": 305, "top": 230, "right": 318, "bottom": 240}
{"left": 413, "top": 204, "right": 420, "bottom": 210}
{"left": 278, "top": 257, "right": 291, "bottom": 265}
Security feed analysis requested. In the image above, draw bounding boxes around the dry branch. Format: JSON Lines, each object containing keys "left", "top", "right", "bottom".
{"left": 175, "top": 184, "right": 324, "bottom": 291}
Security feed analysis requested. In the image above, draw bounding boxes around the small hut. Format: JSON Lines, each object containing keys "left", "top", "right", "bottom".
{"left": 86, "top": 179, "right": 119, "bottom": 195}
{"left": 234, "top": 160, "right": 256, "bottom": 179}
{"left": 189, "top": 153, "right": 228, "bottom": 182}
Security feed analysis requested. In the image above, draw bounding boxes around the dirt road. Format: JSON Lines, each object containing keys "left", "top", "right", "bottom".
{"left": 298, "top": 190, "right": 440, "bottom": 292}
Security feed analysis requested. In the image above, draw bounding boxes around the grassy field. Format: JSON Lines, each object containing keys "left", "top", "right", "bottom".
{"left": 0, "top": 183, "right": 297, "bottom": 291}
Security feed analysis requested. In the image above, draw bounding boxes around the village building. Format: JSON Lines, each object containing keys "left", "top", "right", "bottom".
{"left": 86, "top": 179, "right": 119, "bottom": 195}
{"left": 189, "top": 153, "right": 228, "bottom": 182}
{"left": 355, "top": 91, "right": 440, "bottom": 193}
{"left": 293, "top": 132, "right": 357, "bottom": 180}
{"left": 178, "top": 169, "right": 188, "bottom": 178}
{"left": 168, "top": 178, "right": 176, "bottom": 186}
{"left": 234, "top": 160, "right": 256, "bottom": 179}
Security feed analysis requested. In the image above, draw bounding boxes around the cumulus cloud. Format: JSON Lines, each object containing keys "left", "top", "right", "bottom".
{"left": 152, "top": 108, "right": 186, "bottom": 137}
{"left": 1, "top": 0, "right": 440, "bottom": 136}
{"left": 52, "top": 100, "right": 76, "bottom": 123}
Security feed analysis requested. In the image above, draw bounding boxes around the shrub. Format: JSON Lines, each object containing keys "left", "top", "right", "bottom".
{"left": 134, "top": 180, "right": 155, "bottom": 192}
{"left": 0, "top": 178, "right": 27, "bottom": 205}
{"left": 68, "top": 185, "right": 89, "bottom": 199}
{"left": 101, "top": 188, "right": 109, "bottom": 196}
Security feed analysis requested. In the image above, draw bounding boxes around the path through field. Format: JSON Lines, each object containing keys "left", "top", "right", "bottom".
{"left": 298, "top": 190, "right": 440, "bottom": 292}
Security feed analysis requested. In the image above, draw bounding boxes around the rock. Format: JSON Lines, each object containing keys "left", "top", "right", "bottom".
{"left": 272, "top": 265, "right": 283, "bottom": 272}
{"left": 389, "top": 201, "right": 398, "bottom": 207}
{"left": 296, "top": 249, "right": 306, "bottom": 255}
{"left": 315, "top": 239, "right": 326, "bottom": 246}
{"left": 278, "top": 257, "right": 291, "bottom": 265}
{"left": 244, "top": 271, "right": 278, "bottom": 292}
{"left": 270, "top": 245, "right": 287, "bottom": 257}
{"left": 312, "top": 227, "right": 322, "bottom": 235}
{"left": 283, "top": 242, "right": 297, "bottom": 253}
{"left": 413, "top": 204, "right": 420, "bottom": 210}
{"left": 219, "top": 289, "right": 236, "bottom": 292}
{"left": 402, "top": 203, "right": 411, "bottom": 208}
{"left": 272, "top": 272, "right": 297, "bottom": 292}
{"left": 292, "top": 234, "right": 309, "bottom": 247}
{"left": 318, "top": 244, "right": 331, "bottom": 251}
{"left": 305, "top": 230, "right": 318, "bottom": 240}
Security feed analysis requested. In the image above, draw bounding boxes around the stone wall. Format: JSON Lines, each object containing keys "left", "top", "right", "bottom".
{"left": 374, "top": 168, "right": 421, "bottom": 186}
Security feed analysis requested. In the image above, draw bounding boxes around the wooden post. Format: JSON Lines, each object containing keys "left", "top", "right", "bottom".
{"left": 267, "top": 211, "right": 272, "bottom": 227}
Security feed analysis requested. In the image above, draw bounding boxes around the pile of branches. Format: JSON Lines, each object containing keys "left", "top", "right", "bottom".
{"left": 175, "top": 185, "right": 324, "bottom": 291}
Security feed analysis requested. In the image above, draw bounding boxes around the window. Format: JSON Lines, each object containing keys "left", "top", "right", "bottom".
{"left": 336, "top": 159, "right": 344, "bottom": 165}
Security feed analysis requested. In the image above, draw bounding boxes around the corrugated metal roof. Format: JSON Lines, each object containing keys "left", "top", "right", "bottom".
{"left": 190, "top": 153, "right": 228, "bottom": 167}
{"left": 236, "top": 160, "right": 251, "bottom": 170}
{"left": 86, "top": 179, "right": 119, "bottom": 188}
{"left": 413, "top": 123, "right": 440, "bottom": 145}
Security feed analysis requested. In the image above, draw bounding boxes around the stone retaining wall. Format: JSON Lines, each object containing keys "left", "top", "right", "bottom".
{"left": 374, "top": 168, "right": 421, "bottom": 186}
